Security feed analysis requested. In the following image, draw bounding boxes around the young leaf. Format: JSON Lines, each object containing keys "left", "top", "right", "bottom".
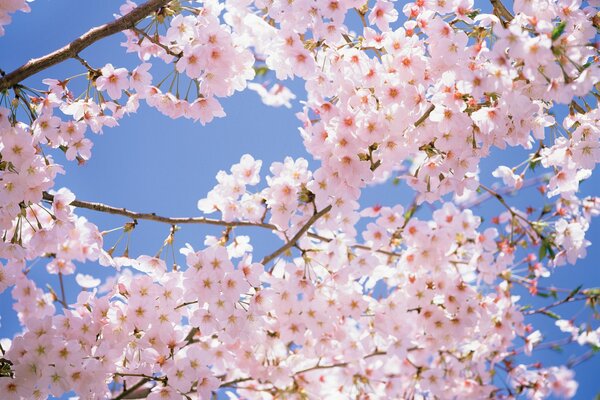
{"left": 551, "top": 21, "right": 567, "bottom": 41}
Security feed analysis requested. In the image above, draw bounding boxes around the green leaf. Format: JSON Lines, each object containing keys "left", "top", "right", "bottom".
{"left": 541, "top": 310, "right": 560, "bottom": 319}
{"left": 539, "top": 240, "right": 548, "bottom": 260}
{"left": 566, "top": 285, "right": 583, "bottom": 301}
{"left": 550, "top": 344, "right": 563, "bottom": 353}
{"left": 530, "top": 160, "right": 540, "bottom": 171}
{"left": 552, "top": 21, "right": 567, "bottom": 41}
{"left": 404, "top": 204, "right": 418, "bottom": 221}
{"left": 547, "top": 242, "right": 556, "bottom": 259}
{"left": 253, "top": 66, "right": 270, "bottom": 77}
{"left": 540, "top": 204, "right": 553, "bottom": 216}
{"left": 467, "top": 9, "right": 480, "bottom": 19}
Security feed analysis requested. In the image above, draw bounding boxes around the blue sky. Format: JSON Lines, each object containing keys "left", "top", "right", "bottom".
{"left": 1, "top": 0, "right": 599, "bottom": 398}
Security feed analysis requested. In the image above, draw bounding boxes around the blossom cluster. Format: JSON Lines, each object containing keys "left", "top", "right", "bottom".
{"left": 0, "top": 0, "right": 599, "bottom": 399}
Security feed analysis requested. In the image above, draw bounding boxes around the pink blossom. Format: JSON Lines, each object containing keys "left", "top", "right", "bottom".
{"left": 95, "top": 64, "right": 129, "bottom": 100}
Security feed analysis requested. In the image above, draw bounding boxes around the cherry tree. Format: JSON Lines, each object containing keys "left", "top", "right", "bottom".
{"left": 0, "top": 0, "right": 599, "bottom": 399}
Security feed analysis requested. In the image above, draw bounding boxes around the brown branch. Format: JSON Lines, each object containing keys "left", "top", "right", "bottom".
{"left": 0, "top": 0, "right": 171, "bottom": 92}
{"left": 524, "top": 294, "right": 587, "bottom": 316}
{"left": 263, "top": 205, "right": 333, "bottom": 267}
{"left": 294, "top": 351, "right": 387, "bottom": 375}
{"left": 131, "top": 26, "right": 182, "bottom": 58}
{"left": 41, "top": 191, "right": 277, "bottom": 229}
{"left": 112, "top": 378, "right": 151, "bottom": 400}
{"left": 490, "top": 0, "right": 514, "bottom": 23}
{"left": 184, "top": 327, "right": 199, "bottom": 343}
{"left": 220, "top": 377, "right": 253, "bottom": 388}
{"left": 414, "top": 104, "right": 435, "bottom": 128}
{"left": 58, "top": 272, "right": 67, "bottom": 306}
{"left": 294, "top": 361, "right": 348, "bottom": 375}
{"left": 114, "top": 373, "right": 167, "bottom": 383}
{"left": 459, "top": 176, "right": 546, "bottom": 210}
{"left": 307, "top": 232, "right": 402, "bottom": 258}
{"left": 478, "top": 184, "right": 541, "bottom": 235}
{"left": 570, "top": 100, "right": 586, "bottom": 114}
{"left": 567, "top": 349, "right": 596, "bottom": 368}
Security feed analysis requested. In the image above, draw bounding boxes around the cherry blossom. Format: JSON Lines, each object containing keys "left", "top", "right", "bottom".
{"left": 0, "top": 0, "right": 599, "bottom": 398}
{"left": 95, "top": 64, "right": 130, "bottom": 100}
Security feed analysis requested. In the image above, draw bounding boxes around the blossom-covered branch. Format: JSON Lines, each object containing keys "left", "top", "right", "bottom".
{"left": 1, "top": 0, "right": 599, "bottom": 399}
{"left": 41, "top": 191, "right": 277, "bottom": 229}
{"left": 262, "top": 204, "right": 332, "bottom": 266}
{"left": 0, "top": 0, "right": 170, "bottom": 91}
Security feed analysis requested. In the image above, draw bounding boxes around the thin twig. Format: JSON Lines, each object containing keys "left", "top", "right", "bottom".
{"left": 307, "top": 232, "right": 402, "bottom": 258}
{"left": 220, "top": 377, "right": 252, "bottom": 387}
{"left": 459, "top": 176, "right": 546, "bottom": 210}
{"left": 73, "top": 55, "right": 99, "bottom": 73}
{"left": 42, "top": 192, "right": 277, "bottom": 229}
{"left": 131, "top": 27, "right": 183, "bottom": 58}
{"left": 58, "top": 272, "right": 67, "bottom": 306}
{"left": 294, "top": 350, "right": 387, "bottom": 375}
{"left": 478, "top": 184, "right": 541, "bottom": 235}
{"left": 414, "top": 104, "right": 435, "bottom": 128}
{"left": 112, "top": 378, "right": 150, "bottom": 400}
{"left": 567, "top": 349, "right": 595, "bottom": 368}
{"left": 524, "top": 295, "right": 587, "bottom": 316}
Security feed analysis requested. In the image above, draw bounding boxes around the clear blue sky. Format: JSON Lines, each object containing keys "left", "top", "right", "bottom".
{"left": 0, "top": 0, "right": 599, "bottom": 398}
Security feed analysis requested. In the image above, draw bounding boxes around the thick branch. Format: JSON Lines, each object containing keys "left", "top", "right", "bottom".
{"left": 0, "top": 0, "right": 171, "bottom": 92}
{"left": 490, "top": 0, "right": 514, "bottom": 23}
{"left": 41, "top": 191, "right": 277, "bottom": 229}
{"left": 262, "top": 205, "right": 333, "bottom": 267}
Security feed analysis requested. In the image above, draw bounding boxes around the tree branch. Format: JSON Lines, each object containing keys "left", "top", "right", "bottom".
{"left": 131, "top": 26, "right": 182, "bottom": 58}
{"left": 112, "top": 378, "right": 150, "bottom": 400}
{"left": 41, "top": 191, "right": 277, "bottom": 229}
{"left": 459, "top": 176, "right": 546, "bottom": 210}
{"left": 294, "top": 350, "right": 387, "bottom": 375}
{"left": 478, "top": 184, "right": 541, "bottom": 237}
{"left": 414, "top": 104, "right": 435, "bottom": 128}
{"left": 219, "top": 377, "right": 252, "bottom": 388}
{"left": 524, "top": 294, "right": 587, "bottom": 316}
{"left": 307, "top": 232, "right": 402, "bottom": 258}
{"left": 263, "top": 205, "right": 332, "bottom": 267}
{"left": 489, "top": 0, "right": 514, "bottom": 23}
{"left": 0, "top": 0, "right": 171, "bottom": 92}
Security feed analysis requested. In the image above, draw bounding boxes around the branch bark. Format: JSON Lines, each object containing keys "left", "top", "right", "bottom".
{"left": 112, "top": 378, "right": 150, "bottom": 400}
{"left": 41, "top": 191, "right": 277, "bottom": 229}
{"left": 263, "top": 205, "right": 333, "bottom": 267}
{"left": 414, "top": 104, "right": 435, "bottom": 128}
{"left": 0, "top": 0, "right": 171, "bottom": 92}
{"left": 490, "top": 0, "right": 514, "bottom": 23}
